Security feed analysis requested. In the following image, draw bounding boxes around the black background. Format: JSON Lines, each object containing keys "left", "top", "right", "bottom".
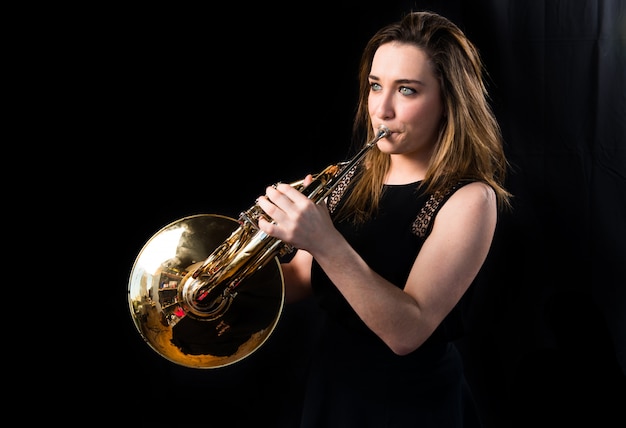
{"left": 80, "top": 1, "right": 626, "bottom": 426}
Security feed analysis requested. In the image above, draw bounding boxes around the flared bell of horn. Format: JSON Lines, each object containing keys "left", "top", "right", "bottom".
{"left": 128, "top": 214, "right": 284, "bottom": 369}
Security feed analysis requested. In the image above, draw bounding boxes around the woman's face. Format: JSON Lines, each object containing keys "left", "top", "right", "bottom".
{"left": 368, "top": 42, "right": 444, "bottom": 156}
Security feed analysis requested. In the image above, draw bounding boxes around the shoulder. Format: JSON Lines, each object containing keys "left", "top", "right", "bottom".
{"left": 416, "top": 181, "right": 495, "bottom": 239}
{"left": 450, "top": 181, "right": 496, "bottom": 206}
{"left": 437, "top": 181, "right": 497, "bottom": 230}
{"left": 431, "top": 180, "right": 496, "bottom": 217}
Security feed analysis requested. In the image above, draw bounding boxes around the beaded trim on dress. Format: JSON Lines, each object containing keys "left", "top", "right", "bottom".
{"left": 327, "top": 166, "right": 466, "bottom": 239}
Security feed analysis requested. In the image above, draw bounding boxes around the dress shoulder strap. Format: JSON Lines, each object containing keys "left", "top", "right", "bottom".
{"left": 411, "top": 180, "right": 474, "bottom": 238}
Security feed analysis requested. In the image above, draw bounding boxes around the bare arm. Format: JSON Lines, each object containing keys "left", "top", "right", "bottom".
{"left": 280, "top": 249, "right": 314, "bottom": 303}
{"left": 258, "top": 181, "right": 497, "bottom": 355}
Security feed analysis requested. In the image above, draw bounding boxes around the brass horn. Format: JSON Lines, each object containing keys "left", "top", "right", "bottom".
{"left": 128, "top": 126, "right": 390, "bottom": 368}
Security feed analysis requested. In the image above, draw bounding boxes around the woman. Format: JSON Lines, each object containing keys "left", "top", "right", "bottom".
{"left": 257, "top": 10, "right": 512, "bottom": 427}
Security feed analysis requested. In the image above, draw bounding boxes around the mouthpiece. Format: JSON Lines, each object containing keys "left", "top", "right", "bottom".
{"left": 377, "top": 125, "right": 391, "bottom": 138}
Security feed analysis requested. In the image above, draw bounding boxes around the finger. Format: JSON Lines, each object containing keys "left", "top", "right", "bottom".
{"left": 257, "top": 215, "right": 277, "bottom": 236}
{"left": 274, "top": 182, "right": 308, "bottom": 203}
{"left": 256, "top": 197, "right": 280, "bottom": 232}
{"left": 256, "top": 194, "right": 279, "bottom": 218}
{"left": 265, "top": 184, "right": 293, "bottom": 207}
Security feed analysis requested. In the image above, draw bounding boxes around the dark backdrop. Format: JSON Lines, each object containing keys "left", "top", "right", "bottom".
{"left": 108, "top": 1, "right": 625, "bottom": 427}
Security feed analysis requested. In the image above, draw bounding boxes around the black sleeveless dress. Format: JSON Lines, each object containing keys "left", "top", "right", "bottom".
{"left": 298, "top": 175, "right": 480, "bottom": 428}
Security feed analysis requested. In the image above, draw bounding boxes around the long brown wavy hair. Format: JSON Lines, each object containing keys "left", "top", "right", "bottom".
{"left": 335, "top": 11, "right": 512, "bottom": 224}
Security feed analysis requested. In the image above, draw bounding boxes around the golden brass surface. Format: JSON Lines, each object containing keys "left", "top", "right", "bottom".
{"left": 128, "top": 214, "right": 284, "bottom": 369}
{"left": 128, "top": 126, "right": 390, "bottom": 369}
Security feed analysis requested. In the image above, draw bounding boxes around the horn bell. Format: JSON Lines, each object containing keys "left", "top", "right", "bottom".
{"left": 127, "top": 214, "right": 284, "bottom": 369}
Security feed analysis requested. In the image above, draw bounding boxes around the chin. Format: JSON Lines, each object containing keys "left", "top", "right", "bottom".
{"left": 376, "top": 141, "right": 396, "bottom": 153}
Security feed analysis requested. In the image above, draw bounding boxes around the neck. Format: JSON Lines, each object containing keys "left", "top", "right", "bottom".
{"left": 385, "top": 154, "right": 428, "bottom": 185}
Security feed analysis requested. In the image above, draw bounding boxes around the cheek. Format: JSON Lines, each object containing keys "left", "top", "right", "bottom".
{"left": 408, "top": 102, "right": 443, "bottom": 127}
{"left": 367, "top": 96, "right": 376, "bottom": 116}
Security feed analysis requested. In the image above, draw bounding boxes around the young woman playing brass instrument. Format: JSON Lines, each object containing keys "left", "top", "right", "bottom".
{"left": 256, "top": 10, "right": 512, "bottom": 428}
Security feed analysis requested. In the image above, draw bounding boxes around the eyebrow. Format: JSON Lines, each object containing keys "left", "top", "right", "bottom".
{"left": 369, "top": 75, "right": 426, "bottom": 86}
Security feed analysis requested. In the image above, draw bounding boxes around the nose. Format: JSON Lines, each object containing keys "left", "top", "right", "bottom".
{"left": 371, "top": 91, "right": 395, "bottom": 120}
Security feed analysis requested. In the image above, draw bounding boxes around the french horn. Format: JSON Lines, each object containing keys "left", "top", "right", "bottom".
{"left": 128, "top": 126, "right": 390, "bottom": 368}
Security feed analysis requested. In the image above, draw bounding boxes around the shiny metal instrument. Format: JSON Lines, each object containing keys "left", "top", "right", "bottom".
{"left": 128, "top": 125, "right": 390, "bottom": 368}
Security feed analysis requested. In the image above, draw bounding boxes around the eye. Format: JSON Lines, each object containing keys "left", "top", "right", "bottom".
{"left": 399, "top": 86, "right": 416, "bottom": 95}
{"left": 370, "top": 82, "right": 382, "bottom": 92}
